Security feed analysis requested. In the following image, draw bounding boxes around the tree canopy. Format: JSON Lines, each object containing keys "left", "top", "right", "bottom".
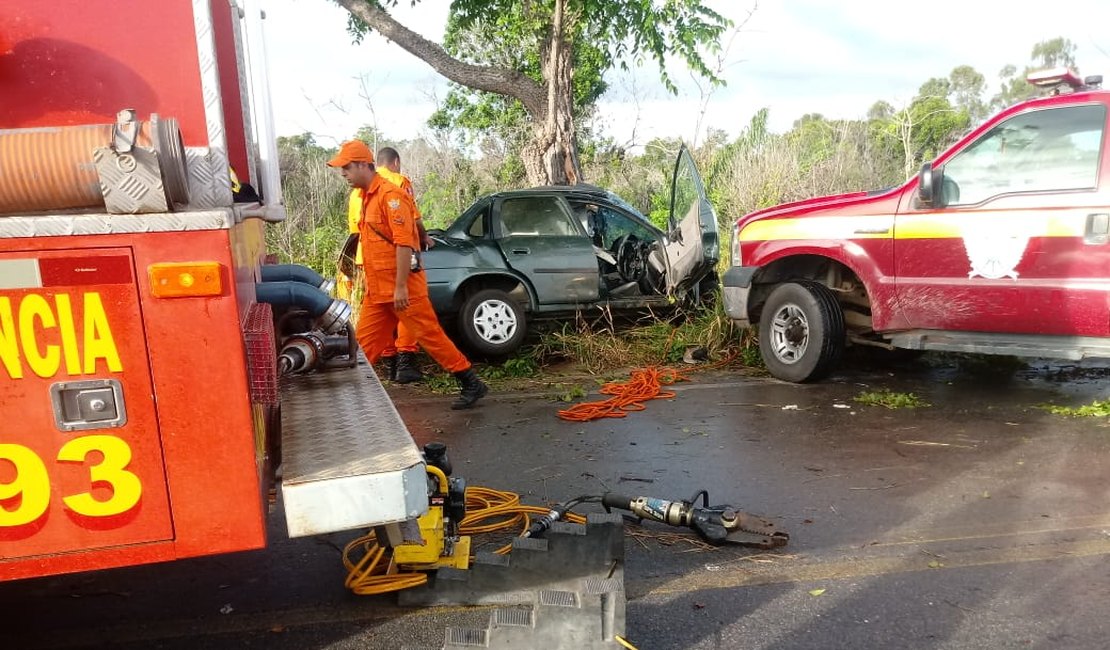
{"left": 332, "top": 0, "right": 731, "bottom": 186}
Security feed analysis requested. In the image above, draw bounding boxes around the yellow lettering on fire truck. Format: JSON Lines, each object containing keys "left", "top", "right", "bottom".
{"left": 0, "top": 292, "right": 122, "bottom": 379}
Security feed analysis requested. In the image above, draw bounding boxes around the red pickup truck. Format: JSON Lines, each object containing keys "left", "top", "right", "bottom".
{"left": 723, "top": 69, "right": 1110, "bottom": 382}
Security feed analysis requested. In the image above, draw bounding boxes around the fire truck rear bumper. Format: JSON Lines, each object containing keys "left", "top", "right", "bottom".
{"left": 722, "top": 266, "right": 756, "bottom": 328}
{"left": 279, "top": 362, "right": 428, "bottom": 537}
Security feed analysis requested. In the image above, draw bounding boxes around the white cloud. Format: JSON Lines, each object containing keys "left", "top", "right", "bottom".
{"left": 262, "top": 0, "right": 1110, "bottom": 146}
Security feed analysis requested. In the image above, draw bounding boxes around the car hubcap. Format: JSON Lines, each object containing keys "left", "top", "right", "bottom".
{"left": 472, "top": 299, "right": 518, "bottom": 345}
{"left": 769, "top": 303, "right": 808, "bottom": 364}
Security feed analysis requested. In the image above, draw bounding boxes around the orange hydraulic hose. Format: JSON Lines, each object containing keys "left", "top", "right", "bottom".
{"left": 557, "top": 367, "right": 687, "bottom": 421}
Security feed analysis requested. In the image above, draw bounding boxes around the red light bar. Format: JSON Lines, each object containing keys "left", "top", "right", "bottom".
{"left": 1026, "top": 67, "right": 1084, "bottom": 90}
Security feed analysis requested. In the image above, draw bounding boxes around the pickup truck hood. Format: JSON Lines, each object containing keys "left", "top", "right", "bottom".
{"left": 741, "top": 190, "right": 872, "bottom": 223}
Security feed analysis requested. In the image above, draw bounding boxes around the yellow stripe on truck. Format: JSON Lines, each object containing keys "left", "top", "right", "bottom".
{"left": 739, "top": 215, "right": 895, "bottom": 242}
{"left": 894, "top": 211, "right": 1086, "bottom": 239}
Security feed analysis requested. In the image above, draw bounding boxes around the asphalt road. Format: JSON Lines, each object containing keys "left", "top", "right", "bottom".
{"left": 3, "top": 354, "right": 1110, "bottom": 649}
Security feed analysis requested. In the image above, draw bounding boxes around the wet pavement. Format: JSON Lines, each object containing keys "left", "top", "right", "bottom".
{"left": 3, "top": 354, "right": 1110, "bottom": 649}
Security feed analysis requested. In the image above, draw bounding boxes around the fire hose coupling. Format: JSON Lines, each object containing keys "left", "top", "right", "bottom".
{"left": 256, "top": 281, "right": 350, "bottom": 334}
{"left": 316, "top": 298, "right": 352, "bottom": 334}
{"left": 602, "top": 490, "right": 789, "bottom": 549}
{"left": 278, "top": 331, "right": 357, "bottom": 375}
{"left": 278, "top": 333, "right": 325, "bottom": 376}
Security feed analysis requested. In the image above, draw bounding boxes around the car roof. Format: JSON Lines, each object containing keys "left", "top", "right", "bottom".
{"left": 491, "top": 183, "right": 615, "bottom": 200}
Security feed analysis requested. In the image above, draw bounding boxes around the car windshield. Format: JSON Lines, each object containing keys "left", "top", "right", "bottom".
{"left": 601, "top": 192, "right": 645, "bottom": 220}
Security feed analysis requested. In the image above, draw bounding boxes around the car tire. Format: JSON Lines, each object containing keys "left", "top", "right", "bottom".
{"left": 458, "top": 289, "right": 527, "bottom": 357}
{"left": 758, "top": 281, "right": 845, "bottom": 383}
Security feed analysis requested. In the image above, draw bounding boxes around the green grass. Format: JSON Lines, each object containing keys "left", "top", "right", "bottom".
{"left": 854, "top": 388, "right": 929, "bottom": 409}
{"left": 529, "top": 298, "right": 763, "bottom": 374}
{"left": 389, "top": 297, "right": 764, "bottom": 395}
{"left": 1037, "top": 399, "right": 1110, "bottom": 418}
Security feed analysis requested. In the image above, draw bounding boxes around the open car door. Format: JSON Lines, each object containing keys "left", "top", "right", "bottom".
{"left": 663, "top": 145, "right": 719, "bottom": 294}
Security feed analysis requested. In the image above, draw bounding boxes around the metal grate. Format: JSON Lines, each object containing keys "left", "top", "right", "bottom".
{"left": 445, "top": 628, "right": 488, "bottom": 647}
{"left": 493, "top": 607, "right": 534, "bottom": 628}
{"left": 584, "top": 577, "right": 624, "bottom": 594}
{"left": 243, "top": 302, "right": 277, "bottom": 404}
{"left": 538, "top": 590, "right": 580, "bottom": 608}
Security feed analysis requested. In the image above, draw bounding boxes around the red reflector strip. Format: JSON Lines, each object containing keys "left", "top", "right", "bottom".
{"left": 0, "top": 259, "right": 43, "bottom": 289}
{"left": 39, "top": 256, "right": 133, "bottom": 287}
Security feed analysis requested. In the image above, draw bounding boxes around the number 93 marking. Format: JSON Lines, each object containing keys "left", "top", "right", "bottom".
{"left": 0, "top": 436, "right": 142, "bottom": 527}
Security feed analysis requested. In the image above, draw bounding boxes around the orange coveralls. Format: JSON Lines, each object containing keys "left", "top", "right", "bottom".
{"left": 375, "top": 167, "right": 422, "bottom": 356}
{"left": 344, "top": 188, "right": 419, "bottom": 355}
{"left": 355, "top": 175, "right": 469, "bottom": 373}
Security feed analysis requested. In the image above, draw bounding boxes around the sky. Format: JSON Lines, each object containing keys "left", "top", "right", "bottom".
{"left": 263, "top": 0, "right": 1110, "bottom": 150}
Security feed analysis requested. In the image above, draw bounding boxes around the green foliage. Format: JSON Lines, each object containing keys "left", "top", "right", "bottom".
{"left": 1038, "top": 399, "right": 1110, "bottom": 418}
{"left": 428, "top": 2, "right": 608, "bottom": 149}
{"left": 419, "top": 370, "right": 458, "bottom": 395}
{"left": 991, "top": 38, "right": 1079, "bottom": 110}
{"left": 907, "top": 95, "right": 970, "bottom": 163}
{"left": 483, "top": 355, "right": 540, "bottom": 380}
{"left": 949, "top": 65, "right": 988, "bottom": 124}
{"left": 342, "top": 0, "right": 729, "bottom": 184}
{"left": 268, "top": 135, "right": 350, "bottom": 274}
{"left": 552, "top": 383, "right": 587, "bottom": 402}
{"left": 854, "top": 389, "right": 930, "bottom": 409}
{"left": 431, "top": 0, "right": 730, "bottom": 92}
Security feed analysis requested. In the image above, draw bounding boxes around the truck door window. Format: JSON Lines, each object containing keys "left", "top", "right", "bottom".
{"left": 943, "top": 104, "right": 1106, "bottom": 205}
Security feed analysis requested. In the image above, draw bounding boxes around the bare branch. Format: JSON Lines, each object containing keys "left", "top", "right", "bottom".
{"left": 691, "top": 1, "right": 756, "bottom": 148}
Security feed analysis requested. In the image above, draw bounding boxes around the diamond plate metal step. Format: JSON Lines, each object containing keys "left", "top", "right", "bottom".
{"left": 279, "top": 362, "right": 427, "bottom": 537}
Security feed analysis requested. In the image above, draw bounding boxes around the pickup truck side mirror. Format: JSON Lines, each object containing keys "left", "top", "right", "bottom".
{"left": 917, "top": 162, "right": 947, "bottom": 209}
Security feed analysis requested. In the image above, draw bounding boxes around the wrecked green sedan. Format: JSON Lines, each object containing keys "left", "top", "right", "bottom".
{"left": 422, "top": 146, "right": 720, "bottom": 356}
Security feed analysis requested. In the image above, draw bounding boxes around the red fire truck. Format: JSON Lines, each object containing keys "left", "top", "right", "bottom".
{"left": 723, "top": 69, "right": 1110, "bottom": 382}
{"left": 0, "top": 0, "right": 429, "bottom": 581}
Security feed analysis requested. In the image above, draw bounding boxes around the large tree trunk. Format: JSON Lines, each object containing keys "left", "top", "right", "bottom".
{"left": 522, "top": 0, "right": 581, "bottom": 186}
{"left": 334, "top": 0, "right": 582, "bottom": 187}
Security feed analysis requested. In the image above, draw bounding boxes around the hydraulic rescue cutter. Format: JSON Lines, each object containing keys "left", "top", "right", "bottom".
{"left": 602, "top": 490, "right": 789, "bottom": 549}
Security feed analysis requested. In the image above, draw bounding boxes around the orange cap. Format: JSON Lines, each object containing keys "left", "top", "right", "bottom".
{"left": 327, "top": 140, "right": 375, "bottom": 167}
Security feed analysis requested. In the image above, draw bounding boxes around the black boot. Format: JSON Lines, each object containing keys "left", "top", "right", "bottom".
{"left": 451, "top": 368, "right": 488, "bottom": 410}
{"left": 380, "top": 355, "right": 398, "bottom": 382}
{"left": 395, "top": 352, "right": 424, "bottom": 384}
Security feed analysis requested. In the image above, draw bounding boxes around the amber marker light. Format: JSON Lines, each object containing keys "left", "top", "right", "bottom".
{"left": 149, "top": 262, "right": 223, "bottom": 298}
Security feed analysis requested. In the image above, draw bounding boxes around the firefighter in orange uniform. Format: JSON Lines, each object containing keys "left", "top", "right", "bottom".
{"left": 329, "top": 140, "right": 487, "bottom": 409}
{"left": 375, "top": 146, "right": 431, "bottom": 385}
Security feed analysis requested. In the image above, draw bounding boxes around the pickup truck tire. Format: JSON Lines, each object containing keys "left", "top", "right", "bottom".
{"left": 758, "top": 281, "right": 845, "bottom": 382}
{"left": 459, "top": 288, "right": 527, "bottom": 357}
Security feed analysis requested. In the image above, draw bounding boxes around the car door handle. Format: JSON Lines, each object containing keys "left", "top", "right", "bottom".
{"left": 853, "top": 228, "right": 890, "bottom": 235}
{"left": 511, "top": 248, "right": 530, "bottom": 255}
{"left": 1086, "top": 213, "right": 1109, "bottom": 245}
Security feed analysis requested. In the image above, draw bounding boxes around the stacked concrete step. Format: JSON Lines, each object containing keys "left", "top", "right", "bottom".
{"left": 400, "top": 513, "right": 626, "bottom": 650}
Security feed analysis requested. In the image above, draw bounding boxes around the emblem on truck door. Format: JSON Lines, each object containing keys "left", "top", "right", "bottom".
{"left": 961, "top": 220, "right": 1033, "bottom": 280}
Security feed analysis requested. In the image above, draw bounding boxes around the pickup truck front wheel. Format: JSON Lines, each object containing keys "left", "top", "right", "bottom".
{"left": 459, "top": 289, "right": 527, "bottom": 357}
{"left": 758, "top": 281, "right": 845, "bottom": 382}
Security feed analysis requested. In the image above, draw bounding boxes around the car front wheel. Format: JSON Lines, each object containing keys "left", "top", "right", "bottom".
{"left": 758, "top": 281, "right": 845, "bottom": 382}
{"left": 458, "top": 289, "right": 527, "bottom": 356}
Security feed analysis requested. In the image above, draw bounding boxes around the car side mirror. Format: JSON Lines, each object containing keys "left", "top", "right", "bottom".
{"left": 917, "top": 162, "right": 947, "bottom": 209}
